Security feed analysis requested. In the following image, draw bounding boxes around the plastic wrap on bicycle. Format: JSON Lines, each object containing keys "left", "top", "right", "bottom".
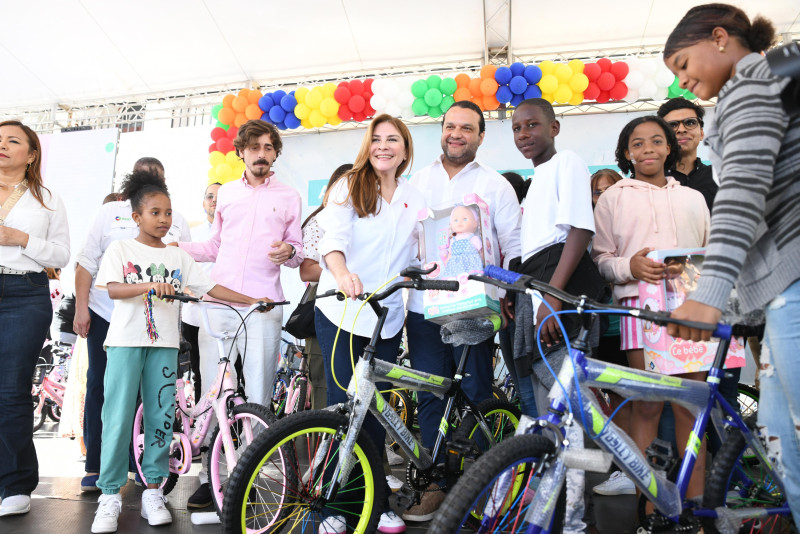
{"left": 372, "top": 358, "right": 452, "bottom": 396}
{"left": 484, "top": 265, "right": 522, "bottom": 283}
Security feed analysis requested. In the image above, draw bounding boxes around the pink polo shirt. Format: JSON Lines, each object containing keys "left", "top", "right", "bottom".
{"left": 180, "top": 174, "right": 303, "bottom": 301}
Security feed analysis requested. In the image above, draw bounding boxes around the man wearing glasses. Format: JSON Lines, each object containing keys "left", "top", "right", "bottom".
{"left": 657, "top": 98, "right": 718, "bottom": 211}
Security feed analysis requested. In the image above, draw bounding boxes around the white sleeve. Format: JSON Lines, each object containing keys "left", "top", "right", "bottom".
{"left": 76, "top": 204, "right": 110, "bottom": 275}
{"left": 22, "top": 193, "right": 71, "bottom": 269}
{"left": 491, "top": 179, "right": 522, "bottom": 267}
{"left": 555, "top": 153, "right": 595, "bottom": 233}
{"left": 317, "top": 180, "right": 357, "bottom": 260}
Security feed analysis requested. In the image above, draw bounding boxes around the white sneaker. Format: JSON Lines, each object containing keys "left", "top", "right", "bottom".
{"left": 318, "top": 514, "right": 346, "bottom": 534}
{"left": 0, "top": 494, "right": 31, "bottom": 516}
{"left": 592, "top": 471, "right": 636, "bottom": 495}
{"left": 378, "top": 510, "right": 406, "bottom": 533}
{"left": 91, "top": 494, "right": 122, "bottom": 533}
{"left": 141, "top": 488, "right": 172, "bottom": 526}
{"left": 386, "top": 446, "right": 404, "bottom": 466}
{"left": 386, "top": 474, "right": 404, "bottom": 492}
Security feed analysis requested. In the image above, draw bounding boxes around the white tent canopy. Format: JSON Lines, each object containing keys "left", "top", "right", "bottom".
{"left": 2, "top": 0, "right": 798, "bottom": 111}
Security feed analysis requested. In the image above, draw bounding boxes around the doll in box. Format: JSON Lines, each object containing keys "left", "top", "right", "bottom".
{"left": 439, "top": 204, "right": 484, "bottom": 278}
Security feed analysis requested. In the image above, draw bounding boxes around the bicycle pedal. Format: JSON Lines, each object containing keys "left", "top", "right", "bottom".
{"left": 394, "top": 486, "right": 419, "bottom": 511}
{"left": 645, "top": 438, "right": 676, "bottom": 473}
{"left": 562, "top": 448, "right": 612, "bottom": 472}
{"left": 446, "top": 437, "right": 476, "bottom": 456}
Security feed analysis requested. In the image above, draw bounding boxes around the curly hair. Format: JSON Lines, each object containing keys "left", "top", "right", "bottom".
{"left": 119, "top": 168, "right": 170, "bottom": 213}
{"left": 615, "top": 116, "right": 680, "bottom": 176}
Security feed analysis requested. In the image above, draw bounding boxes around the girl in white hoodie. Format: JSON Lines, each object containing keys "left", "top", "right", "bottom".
{"left": 592, "top": 115, "right": 710, "bottom": 502}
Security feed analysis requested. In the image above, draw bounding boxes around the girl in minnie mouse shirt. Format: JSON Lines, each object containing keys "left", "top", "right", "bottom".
{"left": 89, "top": 170, "right": 270, "bottom": 534}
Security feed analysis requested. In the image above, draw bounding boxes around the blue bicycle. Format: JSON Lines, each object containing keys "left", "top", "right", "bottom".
{"left": 431, "top": 265, "right": 794, "bottom": 534}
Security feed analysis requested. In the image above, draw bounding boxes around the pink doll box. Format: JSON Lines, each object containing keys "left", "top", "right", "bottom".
{"left": 418, "top": 193, "right": 500, "bottom": 325}
{"left": 637, "top": 248, "right": 746, "bottom": 375}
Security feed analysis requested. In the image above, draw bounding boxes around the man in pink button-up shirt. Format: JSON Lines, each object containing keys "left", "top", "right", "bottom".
{"left": 178, "top": 120, "right": 303, "bottom": 507}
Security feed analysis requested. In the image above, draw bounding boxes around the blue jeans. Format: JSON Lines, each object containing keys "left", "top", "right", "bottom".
{"left": 758, "top": 278, "right": 800, "bottom": 525}
{"left": 84, "top": 309, "right": 110, "bottom": 474}
{"left": 406, "top": 311, "right": 494, "bottom": 454}
{"left": 0, "top": 272, "right": 51, "bottom": 497}
{"left": 314, "top": 309, "right": 401, "bottom": 510}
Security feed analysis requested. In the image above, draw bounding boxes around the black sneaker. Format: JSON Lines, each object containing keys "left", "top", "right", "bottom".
{"left": 187, "top": 483, "right": 212, "bottom": 508}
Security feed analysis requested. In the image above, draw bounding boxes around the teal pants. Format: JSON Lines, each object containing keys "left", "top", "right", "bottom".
{"left": 97, "top": 346, "right": 177, "bottom": 495}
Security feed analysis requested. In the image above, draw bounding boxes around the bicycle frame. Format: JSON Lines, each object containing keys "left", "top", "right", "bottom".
{"left": 33, "top": 373, "right": 66, "bottom": 417}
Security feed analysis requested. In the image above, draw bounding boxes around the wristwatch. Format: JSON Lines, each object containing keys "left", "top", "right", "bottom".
{"left": 288, "top": 245, "right": 296, "bottom": 259}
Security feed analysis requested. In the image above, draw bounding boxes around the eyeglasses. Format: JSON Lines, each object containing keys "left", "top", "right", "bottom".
{"left": 666, "top": 118, "right": 702, "bottom": 130}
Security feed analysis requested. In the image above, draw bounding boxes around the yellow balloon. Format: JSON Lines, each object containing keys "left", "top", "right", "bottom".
{"left": 320, "top": 97, "right": 339, "bottom": 118}
{"left": 295, "top": 87, "right": 310, "bottom": 103}
{"left": 207, "top": 168, "right": 217, "bottom": 182}
{"left": 539, "top": 74, "right": 558, "bottom": 94}
{"left": 322, "top": 82, "right": 337, "bottom": 99}
{"left": 568, "top": 59, "right": 585, "bottom": 74}
{"left": 225, "top": 151, "right": 240, "bottom": 165}
{"left": 215, "top": 162, "right": 232, "bottom": 179}
{"left": 542, "top": 92, "right": 555, "bottom": 103}
{"left": 539, "top": 60, "right": 556, "bottom": 76}
{"left": 554, "top": 64, "right": 573, "bottom": 83}
{"left": 569, "top": 73, "right": 589, "bottom": 93}
{"left": 309, "top": 109, "right": 326, "bottom": 128}
{"left": 328, "top": 115, "right": 342, "bottom": 126}
{"left": 554, "top": 84, "right": 573, "bottom": 103}
{"left": 294, "top": 102, "right": 311, "bottom": 120}
{"left": 209, "top": 151, "right": 225, "bottom": 166}
{"left": 568, "top": 92, "right": 584, "bottom": 106}
{"left": 306, "top": 87, "right": 324, "bottom": 109}
{"left": 301, "top": 119, "right": 312, "bottom": 129}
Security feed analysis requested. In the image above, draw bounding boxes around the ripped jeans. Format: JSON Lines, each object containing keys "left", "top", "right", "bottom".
{"left": 758, "top": 278, "right": 800, "bottom": 526}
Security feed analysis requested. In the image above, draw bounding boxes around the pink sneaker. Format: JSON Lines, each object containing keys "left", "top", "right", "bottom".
{"left": 378, "top": 510, "right": 406, "bottom": 533}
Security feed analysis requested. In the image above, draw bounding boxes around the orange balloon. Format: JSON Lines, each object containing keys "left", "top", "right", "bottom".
{"left": 218, "top": 107, "right": 235, "bottom": 125}
{"left": 232, "top": 96, "right": 247, "bottom": 112}
{"left": 234, "top": 112, "right": 248, "bottom": 127}
{"left": 480, "top": 64, "right": 497, "bottom": 80}
{"left": 468, "top": 78, "right": 482, "bottom": 97}
{"left": 247, "top": 90, "right": 262, "bottom": 105}
{"left": 238, "top": 88, "right": 251, "bottom": 100}
{"left": 455, "top": 73, "right": 471, "bottom": 88}
{"left": 482, "top": 95, "right": 500, "bottom": 111}
{"left": 222, "top": 94, "right": 235, "bottom": 108}
{"left": 475, "top": 98, "right": 486, "bottom": 111}
{"left": 454, "top": 87, "right": 473, "bottom": 102}
{"left": 245, "top": 104, "right": 262, "bottom": 120}
{"left": 480, "top": 78, "right": 499, "bottom": 96}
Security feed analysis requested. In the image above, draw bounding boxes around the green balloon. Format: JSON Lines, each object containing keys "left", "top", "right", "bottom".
{"left": 211, "top": 103, "right": 223, "bottom": 120}
{"left": 412, "top": 98, "right": 429, "bottom": 116}
{"left": 411, "top": 80, "right": 428, "bottom": 98}
{"left": 440, "top": 95, "right": 455, "bottom": 113}
{"left": 215, "top": 121, "right": 230, "bottom": 131}
{"left": 440, "top": 77, "right": 457, "bottom": 96}
{"left": 426, "top": 75, "right": 442, "bottom": 90}
{"left": 427, "top": 105, "right": 443, "bottom": 119}
{"left": 667, "top": 76, "right": 697, "bottom": 100}
{"left": 424, "top": 88, "right": 443, "bottom": 107}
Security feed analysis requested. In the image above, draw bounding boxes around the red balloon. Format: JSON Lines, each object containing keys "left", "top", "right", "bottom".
{"left": 584, "top": 82, "right": 601, "bottom": 101}
{"left": 611, "top": 61, "right": 629, "bottom": 81}
{"left": 596, "top": 58, "right": 613, "bottom": 73}
{"left": 208, "top": 142, "right": 217, "bottom": 153}
{"left": 337, "top": 103, "right": 353, "bottom": 121}
{"left": 210, "top": 127, "right": 226, "bottom": 142}
{"left": 226, "top": 126, "right": 238, "bottom": 140}
{"left": 216, "top": 137, "right": 234, "bottom": 153}
{"left": 364, "top": 104, "right": 376, "bottom": 118}
{"left": 363, "top": 90, "right": 373, "bottom": 103}
{"left": 609, "top": 81, "right": 628, "bottom": 101}
{"left": 597, "top": 90, "right": 611, "bottom": 103}
{"left": 353, "top": 111, "right": 367, "bottom": 122}
{"left": 350, "top": 80, "right": 365, "bottom": 96}
{"left": 364, "top": 79, "right": 374, "bottom": 92}
{"left": 583, "top": 63, "right": 601, "bottom": 82}
{"left": 597, "top": 72, "right": 616, "bottom": 91}
{"left": 349, "top": 94, "right": 366, "bottom": 113}
{"left": 334, "top": 86, "right": 351, "bottom": 104}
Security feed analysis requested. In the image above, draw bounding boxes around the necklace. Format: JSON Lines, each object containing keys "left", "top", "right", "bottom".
{"left": 0, "top": 180, "right": 25, "bottom": 190}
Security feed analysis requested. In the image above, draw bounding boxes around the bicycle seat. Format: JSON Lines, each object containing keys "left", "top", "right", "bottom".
{"left": 440, "top": 316, "right": 502, "bottom": 347}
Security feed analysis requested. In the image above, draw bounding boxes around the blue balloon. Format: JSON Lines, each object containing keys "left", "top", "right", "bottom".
{"left": 510, "top": 94, "right": 524, "bottom": 107}
{"left": 269, "top": 106, "right": 287, "bottom": 123}
{"left": 276, "top": 121, "right": 286, "bottom": 130}
{"left": 510, "top": 62, "right": 525, "bottom": 77}
{"left": 509, "top": 76, "right": 528, "bottom": 95}
{"left": 258, "top": 94, "right": 275, "bottom": 112}
{"left": 524, "top": 65, "right": 543, "bottom": 85}
{"left": 524, "top": 85, "right": 542, "bottom": 99}
{"left": 272, "top": 89, "right": 287, "bottom": 102}
{"left": 494, "top": 66, "right": 512, "bottom": 85}
{"left": 261, "top": 112, "right": 271, "bottom": 122}
{"left": 280, "top": 94, "right": 298, "bottom": 112}
{"left": 496, "top": 85, "right": 513, "bottom": 104}
{"left": 284, "top": 113, "right": 301, "bottom": 129}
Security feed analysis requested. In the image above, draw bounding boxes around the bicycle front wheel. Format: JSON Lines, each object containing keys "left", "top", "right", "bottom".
{"left": 208, "top": 402, "right": 276, "bottom": 515}
{"left": 222, "top": 409, "right": 384, "bottom": 534}
{"left": 432, "top": 433, "right": 563, "bottom": 533}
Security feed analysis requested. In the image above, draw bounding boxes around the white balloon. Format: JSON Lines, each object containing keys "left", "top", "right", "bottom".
{"left": 639, "top": 58, "right": 658, "bottom": 76}
{"left": 370, "top": 94, "right": 387, "bottom": 111}
{"left": 654, "top": 86, "right": 669, "bottom": 101}
{"left": 639, "top": 80, "right": 658, "bottom": 99}
{"left": 383, "top": 80, "right": 399, "bottom": 99}
{"left": 626, "top": 71, "right": 645, "bottom": 89}
{"left": 624, "top": 87, "right": 640, "bottom": 103}
{"left": 656, "top": 66, "right": 676, "bottom": 87}
{"left": 626, "top": 56, "right": 641, "bottom": 72}
{"left": 371, "top": 78, "right": 384, "bottom": 95}
{"left": 399, "top": 77, "right": 415, "bottom": 90}
{"left": 397, "top": 90, "right": 414, "bottom": 108}
{"left": 385, "top": 102, "right": 402, "bottom": 117}
{"left": 401, "top": 107, "right": 416, "bottom": 120}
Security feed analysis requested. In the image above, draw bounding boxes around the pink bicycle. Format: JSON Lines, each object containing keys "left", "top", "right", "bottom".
{"left": 32, "top": 341, "right": 72, "bottom": 432}
{"left": 131, "top": 295, "right": 289, "bottom": 516}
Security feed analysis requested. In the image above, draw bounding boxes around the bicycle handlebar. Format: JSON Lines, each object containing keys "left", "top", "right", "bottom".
{"left": 163, "top": 293, "right": 285, "bottom": 312}
{"left": 316, "top": 266, "right": 460, "bottom": 304}
{"left": 475, "top": 265, "right": 732, "bottom": 339}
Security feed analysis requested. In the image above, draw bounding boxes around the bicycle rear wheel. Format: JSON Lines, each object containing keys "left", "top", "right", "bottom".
{"left": 702, "top": 415, "right": 795, "bottom": 534}
{"left": 431, "top": 434, "right": 563, "bottom": 533}
{"left": 449, "top": 398, "right": 521, "bottom": 472}
{"left": 131, "top": 401, "right": 180, "bottom": 494}
{"left": 222, "top": 409, "right": 383, "bottom": 534}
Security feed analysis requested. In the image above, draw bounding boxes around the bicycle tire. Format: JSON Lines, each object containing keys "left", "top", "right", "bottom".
{"left": 33, "top": 395, "right": 45, "bottom": 432}
{"left": 702, "top": 415, "right": 795, "bottom": 534}
{"left": 208, "top": 402, "right": 276, "bottom": 516}
{"left": 222, "top": 409, "right": 383, "bottom": 534}
{"left": 737, "top": 383, "right": 758, "bottom": 419}
{"left": 46, "top": 401, "right": 61, "bottom": 423}
{"left": 492, "top": 385, "right": 508, "bottom": 402}
{"left": 131, "top": 401, "right": 181, "bottom": 495}
{"left": 451, "top": 398, "right": 521, "bottom": 463}
{"left": 271, "top": 377, "right": 288, "bottom": 418}
{"left": 287, "top": 377, "right": 308, "bottom": 415}
{"left": 431, "top": 433, "right": 564, "bottom": 533}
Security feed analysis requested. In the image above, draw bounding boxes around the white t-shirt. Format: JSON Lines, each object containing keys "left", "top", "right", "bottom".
{"left": 96, "top": 239, "right": 215, "bottom": 349}
{"left": 520, "top": 150, "right": 595, "bottom": 263}
{"left": 181, "top": 220, "right": 215, "bottom": 327}
{"left": 77, "top": 200, "right": 191, "bottom": 322}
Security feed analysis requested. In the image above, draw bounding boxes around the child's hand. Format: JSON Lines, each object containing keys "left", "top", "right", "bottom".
{"left": 252, "top": 297, "right": 275, "bottom": 312}
{"left": 536, "top": 295, "right": 563, "bottom": 347}
{"left": 630, "top": 248, "right": 665, "bottom": 284}
{"left": 150, "top": 282, "right": 175, "bottom": 299}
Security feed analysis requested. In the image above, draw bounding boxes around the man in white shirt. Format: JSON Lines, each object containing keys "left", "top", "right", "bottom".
{"left": 402, "top": 101, "right": 521, "bottom": 522}
{"left": 73, "top": 158, "right": 191, "bottom": 492}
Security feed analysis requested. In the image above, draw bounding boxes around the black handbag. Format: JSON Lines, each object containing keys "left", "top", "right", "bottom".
{"left": 284, "top": 283, "right": 317, "bottom": 339}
